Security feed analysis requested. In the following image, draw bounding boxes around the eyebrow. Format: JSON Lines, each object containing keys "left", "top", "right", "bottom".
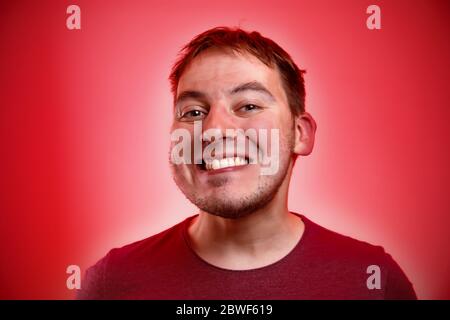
{"left": 175, "top": 90, "right": 207, "bottom": 106}
{"left": 175, "top": 81, "right": 275, "bottom": 107}
{"left": 229, "top": 81, "right": 275, "bottom": 101}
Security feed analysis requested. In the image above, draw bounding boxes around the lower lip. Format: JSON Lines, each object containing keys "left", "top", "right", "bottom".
{"left": 200, "top": 164, "right": 250, "bottom": 175}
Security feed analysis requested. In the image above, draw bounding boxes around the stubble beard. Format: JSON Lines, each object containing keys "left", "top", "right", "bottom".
{"left": 171, "top": 130, "right": 294, "bottom": 220}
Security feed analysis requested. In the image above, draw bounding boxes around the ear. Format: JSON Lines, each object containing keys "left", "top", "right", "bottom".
{"left": 293, "top": 112, "right": 317, "bottom": 156}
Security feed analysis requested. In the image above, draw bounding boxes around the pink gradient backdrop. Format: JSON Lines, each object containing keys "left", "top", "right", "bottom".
{"left": 0, "top": 0, "right": 449, "bottom": 299}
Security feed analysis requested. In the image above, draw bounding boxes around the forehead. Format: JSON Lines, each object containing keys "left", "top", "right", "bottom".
{"left": 177, "top": 49, "right": 287, "bottom": 101}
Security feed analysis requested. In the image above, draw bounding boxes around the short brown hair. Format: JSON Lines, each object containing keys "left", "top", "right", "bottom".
{"left": 169, "top": 26, "right": 306, "bottom": 115}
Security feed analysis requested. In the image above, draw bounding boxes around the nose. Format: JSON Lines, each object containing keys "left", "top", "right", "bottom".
{"left": 202, "top": 104, "right": 238, "bottom": 137}
{"left": 200, "top": 104, "right": 242, "bottom": 161}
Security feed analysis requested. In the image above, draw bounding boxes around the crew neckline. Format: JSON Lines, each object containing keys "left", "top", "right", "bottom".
{"left": 181, "top": 212, "right": 312, "bottom": 273}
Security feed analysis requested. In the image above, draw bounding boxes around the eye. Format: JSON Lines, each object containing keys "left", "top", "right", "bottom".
{"left": 237, "top": 104, "right": 262, "bottom": 114}
{"left": 179, "top": 108, "right": 207, "bottom": 121}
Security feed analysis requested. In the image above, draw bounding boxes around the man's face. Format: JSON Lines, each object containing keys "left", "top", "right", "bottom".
{"left": 170, "top": 49, "right": 296, "bottom": 218}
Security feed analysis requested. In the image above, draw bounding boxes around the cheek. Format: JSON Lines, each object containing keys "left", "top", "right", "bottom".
{"left": 242, "top": 115, "right": 278, "bottom": 132}
{"left": 241, "top": 114, "right": 293, "bottom": 155}
{"left": 172, "top": 162, "right": 198, "bottom": 189}
{"left": 170, "top": 122, "right": 194, "bottom": 134}
{"left": 242, "top": 107, "right": 293, "bottom": 132}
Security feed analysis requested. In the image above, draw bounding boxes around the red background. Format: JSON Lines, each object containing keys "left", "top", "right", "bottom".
{"left": 1, "top": 0, "right": 449, "bottom": 299}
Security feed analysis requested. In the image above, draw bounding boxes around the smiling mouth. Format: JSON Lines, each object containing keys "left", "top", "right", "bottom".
{"left": 197, "top": 156, "right": 249, "bottom": 171}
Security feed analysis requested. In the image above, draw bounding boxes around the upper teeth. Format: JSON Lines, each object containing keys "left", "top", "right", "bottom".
{"left": 205, "top": 157, "right": 248, "bottom": 170}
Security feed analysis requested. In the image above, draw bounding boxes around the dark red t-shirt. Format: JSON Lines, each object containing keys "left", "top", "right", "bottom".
{"left": 77, "top": 213, "right": 417, "bottom": 299}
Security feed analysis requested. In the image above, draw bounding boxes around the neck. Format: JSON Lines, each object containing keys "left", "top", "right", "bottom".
{"left": 187, "top": 164, "right": 305, "bottom": 270}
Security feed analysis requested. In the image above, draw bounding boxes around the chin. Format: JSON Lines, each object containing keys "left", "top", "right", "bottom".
{"left": 201, "top": 205, "right": 259, "bottom": 220}
{"left": 194, "top": 189, "right": 275, "bottom": 219}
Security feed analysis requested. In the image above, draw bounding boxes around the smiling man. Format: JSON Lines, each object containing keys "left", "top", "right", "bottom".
{"left": 77, "top": 27, "right": 416, "bottom": 299}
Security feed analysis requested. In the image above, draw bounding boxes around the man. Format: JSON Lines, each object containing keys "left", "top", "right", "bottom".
{"left": 78, "top": 27, "right": 416, "bottom": 299}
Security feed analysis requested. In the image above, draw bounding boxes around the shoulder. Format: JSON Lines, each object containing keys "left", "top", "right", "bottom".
{"left": 299, "top": 214, "right": 417, "bottom": 299}
{"left": 77, "top": 215, "right": 194, "bottom": 299}
{"left": 300, "top": 214, "right": 388, "bottom": 264}
{"left": 106, "top": 216, "right": 190, "bottom": 264}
